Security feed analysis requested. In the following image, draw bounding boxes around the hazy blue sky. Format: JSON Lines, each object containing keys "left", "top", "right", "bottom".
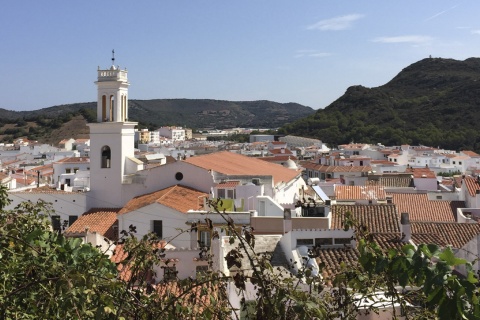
{"left": 1, "top": 1, "right": 479, "bottom": 111}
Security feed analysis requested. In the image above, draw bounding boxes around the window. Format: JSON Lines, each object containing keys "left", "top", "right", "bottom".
{"left": 68, "top": 215, "right": 78, "bottom": 226}
{"left": 51, "top": 215, "right": 61, "bottom": 232}
{"left": 315, "top": 238, "right": 333, "bottom": 246}
{"left": 66, "top": 168, "right": 71, "bottom": 174}
{"left": 163, "top": 266, "right": 177, "bottom": 281}
{"left": 175, "top": 172, "right": 183, "bottom": 181}
{"left": 227, "top": 189, "right": 235, "bottom": 199}
{"left": 217, "top": 189, "right": 226, "bottom": 198}
{"left": 74, "top": 167, "right": 79, "bottom": 173}
{"left": 199, "top": 230, "right": 211, "bottom": 248}
{"left": 334, "top": 238, "right": 352, "bottom": 245}
{"left": 152, "top": 220, "right": 163, "bottom": 238}
{"left": 196, "top": 265, "right": 209, "bottom": 277}
{"left": 459, "top": 161, "right": 462, "bottom": 165}
{"left": 296, "top": 239, "right": 314, "bottom": 246}
{"left": 101, "top": 146, "right": 111, "bottom": 168}
{"left": 453, "top": 161, "right": 456, "bottom": 165}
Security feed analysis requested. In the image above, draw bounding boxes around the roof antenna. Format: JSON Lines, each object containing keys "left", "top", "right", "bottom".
{"left": 111, "top": 49, "right": 115, "bottom": 65}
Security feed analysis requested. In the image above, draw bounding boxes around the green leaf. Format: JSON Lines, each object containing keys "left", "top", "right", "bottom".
{"left": 439, "top": 247, "right": 467, "bottom": 266}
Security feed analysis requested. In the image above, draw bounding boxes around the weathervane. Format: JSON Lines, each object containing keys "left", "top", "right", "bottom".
{"left": 112, "top": 49, "right": 115, "bottom": 65}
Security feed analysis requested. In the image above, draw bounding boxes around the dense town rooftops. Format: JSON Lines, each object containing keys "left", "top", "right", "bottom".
{"left": 119, "top": 185, "right": 208, "bottom": 215}
{"left": 184, "top": 151, "right": 300, "bottom": 186}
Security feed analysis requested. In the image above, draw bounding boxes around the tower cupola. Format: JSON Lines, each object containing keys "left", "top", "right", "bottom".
{"left": 95, "top": 50, "right": 129, "bottom": 123}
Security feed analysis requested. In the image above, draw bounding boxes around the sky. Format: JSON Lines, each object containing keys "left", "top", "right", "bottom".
{"left": 1, "top": 1, "right": 480, "bottom": 111}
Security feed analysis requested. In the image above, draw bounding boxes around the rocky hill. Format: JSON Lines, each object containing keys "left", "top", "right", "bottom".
{"left": 280, "top": 57, "right": 480, "bottom": 151}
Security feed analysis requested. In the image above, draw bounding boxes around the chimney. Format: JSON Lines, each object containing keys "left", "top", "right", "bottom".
{"left": 400, "top": 212, "right": 411, "bottom": 242}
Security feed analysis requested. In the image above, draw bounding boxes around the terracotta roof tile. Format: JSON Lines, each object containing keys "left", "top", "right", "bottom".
{"left": 388, "top": 193, "right": 462, "bottom": 222}
{"left": 119, "top": 185, "right": 208, "bottom": 215}
{"left": 55, "top": 157, "right": 90, "bottom": 163}
{"left": 269, "top": 149, "right": 293, "bottom": 155}
{"left": 216, "top": 181, "right": 240, "bottom": 188}
{"left": 258, "top": 155, "right": 298, "bottom": 162}
{"left": 335, "top": 186, "right": 386, "bottom": 201}
{"left": 184, "top": 151, "right": 300, "bottom": 186}
{"left": 331, "top": 204, "right": 400, "bottom": 234}
{"left": 303, "top": 163, "right": 372, "bottom": 173}
{"left": 462, "top": 150, "right": 480, "bottom": 157}
{"left": 65, "top": 208, "right": 120, "bottom": 240}
{"left": 411, "top": 222, "right": 480, "bottom": 248}
{"left": 366, "top": 177, "right": 413, "bottom": 188}
{"left": 463, "top": 176, "right": 480, "bottom": 197}
{"left": 406, "top": 167, "right": 436, "bottom": 179}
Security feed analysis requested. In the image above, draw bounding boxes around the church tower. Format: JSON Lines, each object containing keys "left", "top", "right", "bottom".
{"left": 87, "top": 52, "right": 139, "bottom": 209}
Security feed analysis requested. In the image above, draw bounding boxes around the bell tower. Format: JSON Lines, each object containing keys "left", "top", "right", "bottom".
{"left": 87, "top": 52, "right": 138, "bottom": 209}
{"left": 95, "top": 50, "right": 129, "bottom": 122}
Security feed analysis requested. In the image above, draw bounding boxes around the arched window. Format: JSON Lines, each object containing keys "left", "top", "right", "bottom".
{"left": 102, "top": 95, "right": 107, "bottom": 121}
{"left": 101, "top": 146, "right": 111, "bottom": 168}
{"left": 109, "top": 95, "right": 114, "bottom": 121}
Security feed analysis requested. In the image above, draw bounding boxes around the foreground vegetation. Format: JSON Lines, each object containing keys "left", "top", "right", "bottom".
{"left": 1, "top": 187, "right": 479, "bottom": 319}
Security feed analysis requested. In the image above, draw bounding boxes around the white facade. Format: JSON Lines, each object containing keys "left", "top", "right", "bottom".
{"left": 158, "top": 127, "right": 186, "bottom": 142}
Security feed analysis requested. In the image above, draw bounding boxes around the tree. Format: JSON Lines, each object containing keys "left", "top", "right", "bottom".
{"left": 1, "top": 186, "right": 480, "bottom": 319}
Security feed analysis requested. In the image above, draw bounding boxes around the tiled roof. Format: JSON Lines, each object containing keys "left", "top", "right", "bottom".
{"left": 10, "top": 186, "right": 74, "bottom": 194}
{"left": 411, "top": 233, "right": 449, "bottom": 247}
{"left": 462, "top": 150, "right": 480, "bottom": 157}
{"left": 370, "top": 160, "right": 396, "bottom": 165}
{"left": 119, "top": 185, "right": 208, "bottom": 215}
{"left": 300, "top": 162, "right": 371, "bottom": 173}
{"left": 411, "top": 222, "right": 480, "bottom": 248}
{"left": 216, "top": 180, "right": 240, "bottom": 188}
{"left": 335, "top": 186, "right": 386, "bottom": 201}
{"left": 406, "top": 167, "right": 436, "bottom": 179}
{"left": 388, "top": 193, "right": 462, "bottom": 222}
{"left": 315, "top": 232, "right": 405, "bottom": 279}
{"left": 463, "top": 176, "right": 480, "bottom": 197}
{"left": 366, "top": 177, "right": 413, "bottom": 188}
{"left": 184, "top": 151, "right": 300, "bottom": 186}
{"left": 258, "top": 155, "right": 298, "bottom": 162}
{"left": 268, "top": 149, "right": 293, "bottom": 155}
{"left": 65, "top": 208, "right": 120, "bottom": 240}
{"left": 331, "top": 204, "right": 400, "bottom": 234}
{"left": 55, "top": 157, "right": 90, "bottom": 163}
{"left": 315, "top": 247, "right": 359, "bottom": 279}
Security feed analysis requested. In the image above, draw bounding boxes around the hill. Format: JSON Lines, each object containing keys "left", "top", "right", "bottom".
{"left": 0, "top": 99, "right": 314, "bottom": 144}
{"left": 280, "top": 57, "right": 480, "bottom": 151}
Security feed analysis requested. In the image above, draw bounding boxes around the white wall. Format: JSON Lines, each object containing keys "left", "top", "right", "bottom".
{"left": 118, "top": 202, "right": 191, "bottom": 248}
{"left": 6, "top": 191, "right": 87, "bottom": 225}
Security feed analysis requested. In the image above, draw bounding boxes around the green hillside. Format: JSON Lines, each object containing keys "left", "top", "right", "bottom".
{"left": 0, "top": 99, "right": 314, "bottom": 144}
{"left": 280, "top": 57, "right": 480, "bottom": 151}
